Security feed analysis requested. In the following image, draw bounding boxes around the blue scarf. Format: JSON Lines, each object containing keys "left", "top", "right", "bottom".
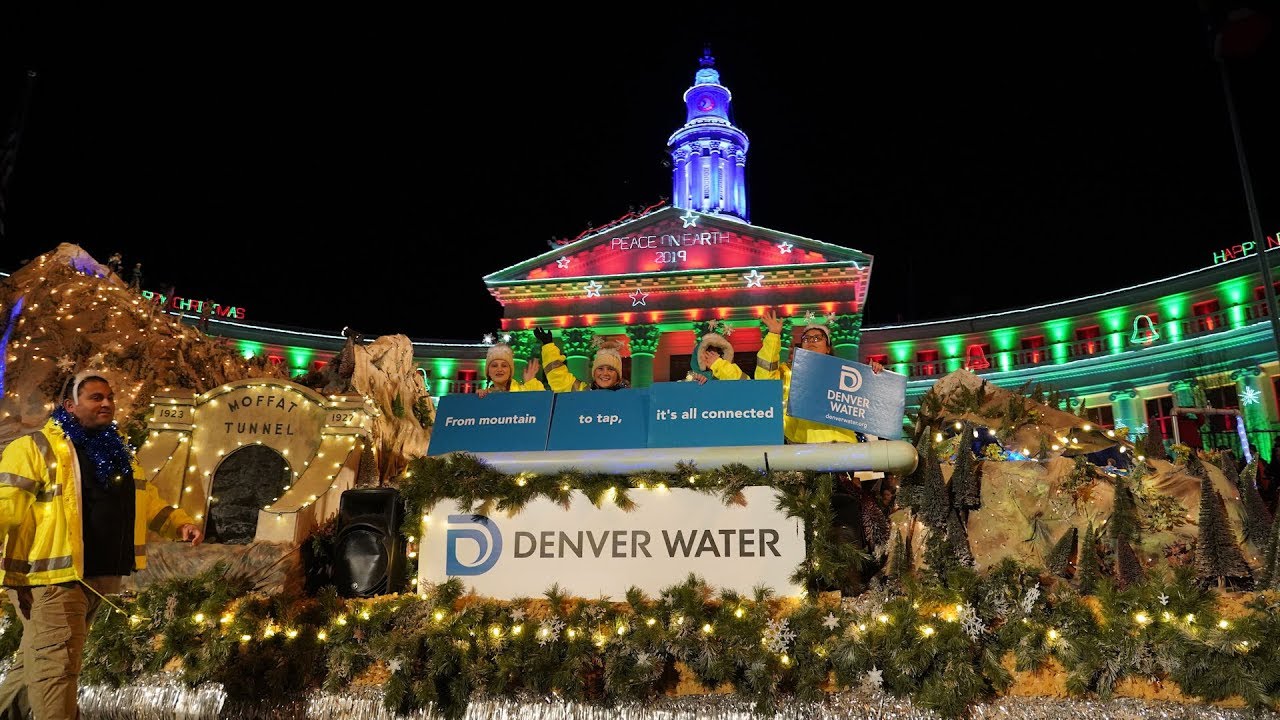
{"left": 51, "top": 406, "right": 135, "bottom": 489}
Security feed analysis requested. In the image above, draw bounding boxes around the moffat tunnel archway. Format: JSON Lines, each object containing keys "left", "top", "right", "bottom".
{"left": 134, "top": 379, "right": 371, "bottom": 545}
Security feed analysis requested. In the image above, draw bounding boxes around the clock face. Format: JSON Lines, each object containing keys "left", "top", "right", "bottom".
{"left": 696, "top": 94, "right": 716, "bottom": 112}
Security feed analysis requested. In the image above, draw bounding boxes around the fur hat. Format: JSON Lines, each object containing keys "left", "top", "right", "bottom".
{"left": 591, "top": 337, "right": 624, "bottom": 374}
{"left": 696, "top": 320, "right": 734, "bottom": 364}
{"left": 799, "top": 311, "right": 836, "bottom": 345}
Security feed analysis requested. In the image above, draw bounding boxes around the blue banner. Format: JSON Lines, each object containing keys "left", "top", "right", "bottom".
{"left": 427, "top": 391, "right": 554, "bottom": 455}
{"left": 546, "top": 388, "right": 649, "bottom": 450}
{"left": 786, "top": 350, "right": 906, "bottom": 439}
{"left": 647, "top": 380, "right": 783, "bottom": 448}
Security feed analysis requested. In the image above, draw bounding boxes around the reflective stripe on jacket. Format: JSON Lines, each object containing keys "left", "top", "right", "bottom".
{"left": 0, "top": 418, "right": 195, "bottom": 586}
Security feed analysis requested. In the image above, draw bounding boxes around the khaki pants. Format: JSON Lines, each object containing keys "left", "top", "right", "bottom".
{"left": 0, "top": 577, "right": 120, "bottom": 720}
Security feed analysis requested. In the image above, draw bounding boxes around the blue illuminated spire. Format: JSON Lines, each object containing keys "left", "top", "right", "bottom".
{"left": 668, "top": 46, "right": 750, "bottom": 222}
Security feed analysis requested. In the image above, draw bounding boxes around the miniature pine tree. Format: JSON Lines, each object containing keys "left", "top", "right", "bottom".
{"left": 1108, "top": 476, "right": 1141, "bottom": 546}
{"left": 924, "top": 525, "right": 959, "bottom": 585}
{"left": 920, "top": 437, "right": 952, "bottom": 529}
{"left": 896, "top": 433, "right": 931, "bottom": 511}
{"left": 890, "top": 529, "right": 912, "bottom": 579}
{"left": 946, "top": 510, "right": 974, "bottom": 567}
{"left": 1195, "top": 477, "right": 1252, "bottom": 589}
{"left": 951, "top": 422, "right": 982, "bottom": 510}
{"left": 1078, "top": 522, "right": 1101, "bottom": 595}
{"left": 1258, "top": 510, "right": 1280, "bottom": 590}
{"left": 1046, "top": 526, "right": 1078, "bottom": 578}
{"left": 1113, "top": 537, "right": 1145, "bottom": 589}
{"left": 1141, "top": 429, "right": 1166, "bottom": 462}
{"left": 1235, "top": 460, "right": 1274, "bottom": 547}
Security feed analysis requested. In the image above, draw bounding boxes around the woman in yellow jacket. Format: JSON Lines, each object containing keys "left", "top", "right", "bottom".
{"left": 533, "top": 328, "right": 629, "bottom": 392}
{"left": 476, "top": 339, "right": 544, "bottom": 396}
{"left": 701, "top": 309, "right": 882, "bottom": 444}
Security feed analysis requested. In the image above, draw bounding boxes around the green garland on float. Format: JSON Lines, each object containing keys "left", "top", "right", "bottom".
{"left": 0, "top": 457, "right": 1275, "bottom": 719}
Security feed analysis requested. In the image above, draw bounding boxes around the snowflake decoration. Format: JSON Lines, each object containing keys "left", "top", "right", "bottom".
{"left": 957, "top": 604, "right": 985, "bottom": 640}
{"left": 1020, "top": 584, "right": 1041, "bottom": 615}
{"left": 556, "top": 256, "right": 571, "bottom": 269}
{"left": 863, "top": 666, "right": 883, "bottom": 690}
{"left": 629, "top": 289, "right": 649, "bottom": 306}
{"left": 986, "top": 590, "right": 1011, "bottom": 619}
{"left": 679, "top": 209, "right": 699, "bottom": 228}
{"left": 583, "top": 280, "right": 603, "bottom": 298}
{"left": 1158, "top": 593, "right": 1169, "bottom": 606}
{"left": 501, "top": 333, "right": 512, "bottom": 343}
{"left": 164, "top": 595, "right": 178, "bottom": 622}
{"left": 56, "top": 355, "right": 76, "bottom": 372}
{"left": 482, "top": 333, "right": 495, "bottom": 345}
{"left": 822, "top": 613, "right": 840, "bottom": 631}
{"left": 762, "top": 618, "right": 796, "bottom": 654}
{"left": 1241, "top": 387, "right": 1262, "bottom": 405}
{"left": 777, "top": 241, "right": 794, "bottom": 254}
{"left": 510, "top": 608, "right": 525, "bottom": 622}
{"left": 583, "top": 605, "right": 606, "bottom": 622}
{"left": 742, "top": 269, "right": 765, "bottom": 288}
{"left": 538, "top": 618, "right": 565, "bottom": 646}
{"left": 86, "top": 352, "right": 106, "bottom": 368}
{"left": 635, "top": 651, "right": 652, "bottom": 667}
{"left": 387, "top": 657, "right": 403, "bottom": 673}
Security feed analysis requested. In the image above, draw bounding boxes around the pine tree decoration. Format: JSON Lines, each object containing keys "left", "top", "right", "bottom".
{"left": 1235, "top": 460, "right": 1273, "bottom": 547}
{"left": 1046, "top": 526, "right": 1078, "bottom": 578}
{"left": 946, "top": 510, "right": 974, "bottom": 567}
{"left": 951, "top": 422, "right": 982, "bottom": 510}
{"left": 1195, "top": 477, "right": 1252, "bottom": 589}
{"left": 1108, "top": 477, "right": 1140, "bottom": 546}
{"left": 860, "top": 493, "right": 890, "bottom": 550}
{"left": 1141, "top": 429, "right": 1166, "bottom": 462}
{"left": 896, "top": 433, "right": 931, "bottom": 511}
{"left": 899, "top": 431, "right": 950, "bottom": 528}
{"left": 1077, "top": 522, "right": 1100, "bottom": 595}
{"left": 924, "top": 525, "right": 960, "bottom": 585}
{"left": 1258, "top": 510, "right": 1280, "bottom": 589}
{"left": 889, "top": 529, "right": 911, "bottom": 579}
{"left": 1113, "top": 537, "right": 1145, "bottom": 589}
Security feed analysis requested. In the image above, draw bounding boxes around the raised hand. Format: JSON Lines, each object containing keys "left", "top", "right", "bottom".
{"left": 523, "top": 358, "right": 541, "bottom": 382}
{"left": 761, "top": 308, "right": 783, "bottom": 336}
{"left": 533, "top": 327, "right": 553, "bottom": 345}
{"left": 870, "top": 359, "right": 885, "bottom": 374}
{"left": 698, "top": 348, "right": 720, "bottom": 371}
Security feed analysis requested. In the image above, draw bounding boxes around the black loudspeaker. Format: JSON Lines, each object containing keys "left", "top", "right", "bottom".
{"left": 332, "top": 488, "right": 406, "bottom": 598}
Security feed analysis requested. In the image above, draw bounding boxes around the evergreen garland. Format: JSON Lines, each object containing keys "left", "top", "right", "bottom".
{"left": 1258, "top": 510, "right": 1280, "bottom": 589}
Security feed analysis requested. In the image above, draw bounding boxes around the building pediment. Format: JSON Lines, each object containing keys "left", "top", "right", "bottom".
{"left": 484, "top": 207, "right": 871, "bottom": 286}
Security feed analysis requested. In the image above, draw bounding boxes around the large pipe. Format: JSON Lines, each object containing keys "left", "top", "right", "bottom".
{"left": 461, "top": 441, "right": 919, "bottom": 476}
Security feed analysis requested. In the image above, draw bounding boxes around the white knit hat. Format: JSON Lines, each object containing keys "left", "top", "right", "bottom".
{"left": 483, "top": 332, "right": 515, "bottom": 365}
{"left": 591, "top": 338, "right": 624, "bottom": 374}
{"left": 696, "top": 320, "right": 734, "bottom": 364}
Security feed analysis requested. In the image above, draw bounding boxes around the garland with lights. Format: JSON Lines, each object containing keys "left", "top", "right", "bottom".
{"left": 2, "top": 456, "right": 1278, "bottom": 717}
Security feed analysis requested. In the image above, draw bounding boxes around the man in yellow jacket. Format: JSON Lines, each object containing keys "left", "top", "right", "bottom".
{"left": 0, "top": 372, "right": 203, "bottom": 719}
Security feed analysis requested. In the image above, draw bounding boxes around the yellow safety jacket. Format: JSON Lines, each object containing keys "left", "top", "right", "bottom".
{"left": 752, "top": 332, "right": 863, "bottom": 445}
{"left": 487, "top": 377, "right": 546, "bottom": 393}
{"left": 541, "top": 344, "right": 592, "bottom": 392}
{"left": 0, "top": 418, "right": 195, "bottom": 586}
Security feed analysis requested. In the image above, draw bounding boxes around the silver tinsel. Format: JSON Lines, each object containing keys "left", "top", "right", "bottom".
{"left": 65, "top": 680, "right": 1277, "bottom": 719}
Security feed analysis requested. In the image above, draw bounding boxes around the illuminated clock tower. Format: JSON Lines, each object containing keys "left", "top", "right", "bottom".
{"left": 668, "top": 48, "right": 750, "bottom": 222}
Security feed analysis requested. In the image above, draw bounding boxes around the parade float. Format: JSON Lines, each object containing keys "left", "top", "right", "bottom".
{"left": 2, "top": 246, "right": 1279, "bottom": 719}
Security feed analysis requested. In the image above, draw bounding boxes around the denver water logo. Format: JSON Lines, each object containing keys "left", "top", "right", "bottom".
{"left": 445, "top": 514, "right": 503, "bottom": 575}
{"left": 838, "top": 364, "right": 863, "bottom": 393}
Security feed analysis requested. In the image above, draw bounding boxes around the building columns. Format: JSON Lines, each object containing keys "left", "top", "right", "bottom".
{"left": 1108, "top": 389, "right": 1146, "bottom": 437}
{"left": 626, "top": 324, "right": 661, "bottom": 388}
{"left": 1230, "top": 365, "right": 1278, "bottom": 461}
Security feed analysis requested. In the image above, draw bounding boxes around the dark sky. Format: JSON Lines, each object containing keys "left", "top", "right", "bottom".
{"left": 1, "top": 5, "right": 1277, "bottom": 341}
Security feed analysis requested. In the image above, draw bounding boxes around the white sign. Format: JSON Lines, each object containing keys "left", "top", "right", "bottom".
{"left": 420, "top": 486, "right": 804, "bottom": 599}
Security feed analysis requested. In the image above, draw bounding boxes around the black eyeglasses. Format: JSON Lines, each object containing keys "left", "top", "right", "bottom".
{"left": 799, "top": 333, "right": 828, "bottom": 344}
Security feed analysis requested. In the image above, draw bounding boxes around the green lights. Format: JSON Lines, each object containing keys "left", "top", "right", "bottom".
{"left": 887, "top": 341, "right": 915, "bottom": 364}
{"left": 939, "top": 335, "right": 964, "bottom": 359}
{"left": 1044, "top": 319, "right": 1072, "bottom": 344}
{"left": 1098, "top": 307, "right": 1128, "bottom": 334}
{"left": 1158, "top": 294, "right": 1189, "bottom": 321}
{"left": 237, "top": 340, "right": 264, "bottom": 360}
{"left": 1219, "top": 277, "right": 1250, "bottom": 306}
{"left": 990, "top": 328, "right": 1018, "bottom": 352}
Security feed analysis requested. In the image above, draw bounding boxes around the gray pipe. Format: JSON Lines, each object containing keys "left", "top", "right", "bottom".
{"left": 462, "top": 441, "right": 919, "bottom": 476}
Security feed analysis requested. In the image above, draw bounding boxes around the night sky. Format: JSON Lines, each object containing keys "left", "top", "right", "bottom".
{"left": 1, "top": 5, "right": 1277, "bottom": 342}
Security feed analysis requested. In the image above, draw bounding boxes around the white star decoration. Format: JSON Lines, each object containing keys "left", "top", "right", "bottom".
{"left": 56, "top": 355, "right": 76, "bottom": 372}
{"left": 387, "top": 658, "right": 402, "bottom": 673}
{"left": 777, "top": 241, "right": 794, "bottom": 254}
{"left": 742, "top": 269, "right": 765, "bottom": 288}
{"left": 482, "top": 333, "right": 495, "bottom": 345}
{"left": 556, "top": 256, "right": 571, "bottom": 269}
{"left": 864, "top": 666, "right": 883, "bottom": 689}
{"left": 629, "top": 289, "right": 649, "bottom": 306}
{"left": 679, "top": 209, "right": 699, "bottom": 228}
{"left": 584, "top": 280, "right": 603, "bottom": 298}
{"left": 822, "top": 613, "right": 840, "bottom": 630}
{"left": 1241, "top": 387, "right": 1262, "bottom": 405}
